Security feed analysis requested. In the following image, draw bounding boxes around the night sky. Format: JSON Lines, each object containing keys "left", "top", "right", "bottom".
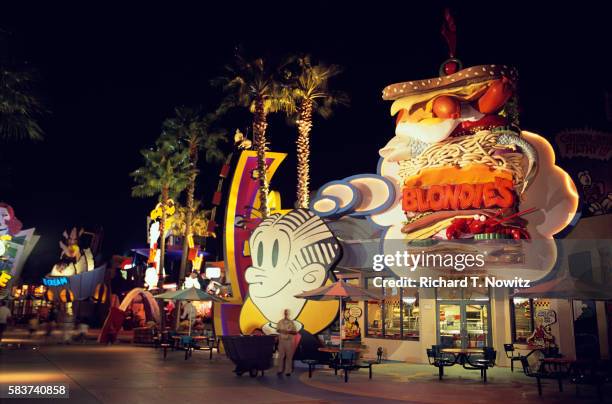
{"left": 1, "top": 3, "right": 610, "bottom": 281}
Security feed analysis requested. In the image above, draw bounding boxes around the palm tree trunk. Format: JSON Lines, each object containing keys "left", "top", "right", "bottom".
{"left": 253, "top": 98, "right": 270, "bottom": 218}
{"left": 158, "top": 186, "right": 169, "bottom": 289}
{"left": 179, "top": 142, "right": 198, "bottom": 287}
{"left": 296, "top": 99, "right": 313, "bottom": 209}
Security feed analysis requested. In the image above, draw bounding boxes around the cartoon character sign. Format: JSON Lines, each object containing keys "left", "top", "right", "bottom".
{"left": 183, "top": 271, "right": 201, "bottom": 289}
{"left": 239, "top": 209, "right": 341, "bottom": 335}
{"left": 527, "top": 309, "right": 557, "bottom": 347}
{"left": 144, "top": 200, "right": 176, "bottom": 288}
{"left": 0, "top": 203, "right": 23, "bottom": 236}
{"left": 310, "top": 63, "right": 578, "bottom": 281}
{"left": 577, "top": 170, "right": 612, "bottom": 216}
{"left": 0, "top": 235, "right": 9, "bottom": 257}
{"left": 0, "top": 203, "right": 38, "bottom": 299}
{"left": 49, "top": 227, "right": 95, "bottom": 276}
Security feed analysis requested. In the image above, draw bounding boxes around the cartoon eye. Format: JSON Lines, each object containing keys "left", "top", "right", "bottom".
{"left": 303, "top": 271, "right": 316, "bottom": 283}
{"left": 272, "top": 239, "right": 279, "bottom": 267}
{"left": 256, "top": 241, "right": 264, "bottom": 267}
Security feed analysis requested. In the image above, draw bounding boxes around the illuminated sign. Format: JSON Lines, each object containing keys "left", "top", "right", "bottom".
{"left": 240, "top": 209, "right": 341, "bottom": 335}
{"left": 205, "top": 266, "right": 221, "bottom": 279}
{"left": 144, "top": 267, "right": 158, "bottom": 289}
{"left": 0, "top": 271, "right": 12, "bottom": 287}
{"left": 402, "top": 177, "right": 514, "bottom": 212}
{"left": 42, "top": 277, "right": 69, "bottom": 287}
{"left": 308, "top": 63, "right": 578, "bottom": 282}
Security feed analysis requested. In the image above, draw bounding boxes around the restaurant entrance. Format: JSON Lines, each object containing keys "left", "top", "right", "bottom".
{"left": 436, "top": 287, "right": 492, "bottom": 349}
{"left": 438, "top": 302, "right": 491, "bottom": 348}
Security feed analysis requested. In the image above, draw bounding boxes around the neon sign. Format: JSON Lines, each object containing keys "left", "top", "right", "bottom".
{"left": 42, "top": 277, "right": 68, "bottom": 287}
{"left": 0, "top": 271, "right": 12, "bottom": 287}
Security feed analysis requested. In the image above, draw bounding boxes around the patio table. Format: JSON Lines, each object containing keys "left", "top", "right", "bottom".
{"left": 537, "top": 357, "right": 574, "bottom": 392}
{"left": 539, "top": 357, "right": 574, "bottom": 373}
{"left": 318, "top": 346, "right": 361, "bottom": 354}
{"left": 440, "top": 348, "right": 484, "bottom": 365}
{"left": 440, "top": 347, "right": 494, "bottom": 382}
{"left": 318, "top": 346, "right": 362, "bottom": 369}
{"left": 525, "top": 345, "right": 562, "bottom": 358}
{"left": 172, "top": 335, "right": 208, "bottom": 348}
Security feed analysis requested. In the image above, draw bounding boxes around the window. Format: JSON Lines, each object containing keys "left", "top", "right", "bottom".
{"left": 510, "top": 298, "right": 549, "bottom": 344}
{"left": 402, "top": 288, "right": 419, "bottom": 338}
{"left": 365, "top": 277, "right": 419, "bottom": 340}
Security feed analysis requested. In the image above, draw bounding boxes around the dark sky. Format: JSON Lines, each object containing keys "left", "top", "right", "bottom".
{"left": 1, "top": 3, "right": 610, "bottom": 281}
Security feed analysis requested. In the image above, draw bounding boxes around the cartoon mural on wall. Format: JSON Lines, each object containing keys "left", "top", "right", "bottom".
{"left": 0, "top": 203, "right": 39, "bottom": 298}
{"left": 527, "top": 308, "right": 557, "bottom": 347}
{"left": 343, "top": 304, "right": 362, "bottom": 340}
{"left": 239, "top": 209, "right": 341, "bottom": 335}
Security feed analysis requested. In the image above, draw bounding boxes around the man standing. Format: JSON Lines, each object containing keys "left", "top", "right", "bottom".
{"left": 0, "top": 300, "right": 11, "bottom": 345}
{"left": 181, "top": 300, "right": 197, "bottom": 333}
{"left": 276, "top": 309, "right": 297, "bottom": 376}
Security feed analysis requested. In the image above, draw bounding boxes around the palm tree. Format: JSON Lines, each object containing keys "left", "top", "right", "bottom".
{"left": 214, "top": 54, "right": 288, "bottom": 218}
{"left": 162, "top": 107, "right": 226, "bottom": 287}
{"left": 131, "top": 133, "right": 192, "bottom": 287}
{"left": 0, "top": 65, "right": 44, "bottom": 141}
{"left": 281, "top": 56, "right": 347, "bottom": 208}
{"left": 171, "top": 202, "right": 214, "bottom": 240}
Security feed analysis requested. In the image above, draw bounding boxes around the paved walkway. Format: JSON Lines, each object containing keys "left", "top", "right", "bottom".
{"left": 0, "top": 337, "right": 608, "bottom": 403}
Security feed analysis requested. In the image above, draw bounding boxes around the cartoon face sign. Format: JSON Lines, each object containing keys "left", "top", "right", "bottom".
{"left": 0, "top": 204, "right": 22, "bottom": 236}
{"left": 244, "top": 209, "right": 341, "bottom": 326}
{"left": 0, "top": 207, "right": 9, "bottom": 234}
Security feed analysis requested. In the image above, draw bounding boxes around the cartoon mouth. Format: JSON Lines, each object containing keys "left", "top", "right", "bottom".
{"left": 253, "top": 279, "right": 291, "bottom": 299}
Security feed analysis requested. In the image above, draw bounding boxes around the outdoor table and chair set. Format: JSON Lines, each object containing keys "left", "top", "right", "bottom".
{"left": 505, "top": 343, "right": 611, "bottom": 399}
{"left": 307, "top": 344, "right": 383, "bottom": 382}
{"left": 154, "top": 329, "right": 219, "bottom": 360}
{"left": 425, "top": 342, "right": 611, "bottom": 400}
{"left": 426, "top": 345, "right": 497, "bottom": 383}
{"left": 150, "top": 328, "right": 610, "bottom": 397}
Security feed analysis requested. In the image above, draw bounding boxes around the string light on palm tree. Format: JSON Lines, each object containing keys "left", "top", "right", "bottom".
{"left": 281, "top": 55, "right": 348, "bottom": 209}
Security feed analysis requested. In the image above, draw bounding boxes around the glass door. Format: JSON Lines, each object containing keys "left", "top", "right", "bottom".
{"left": 438, "top": 301, "right": 491, "bottom": 348}
{"left": 465, "top": 303, "right": 489, "bottom": 348}
{"left": 439, "top": 304, "right": 462, "bottom": 348}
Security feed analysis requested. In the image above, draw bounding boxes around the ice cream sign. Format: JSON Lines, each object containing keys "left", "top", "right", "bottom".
{"left": 42, "top": 276, "right": 69, "bottom": 287}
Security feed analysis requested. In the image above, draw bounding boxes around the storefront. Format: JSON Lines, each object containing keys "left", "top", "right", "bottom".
{"left": 8, "top": 284, "right": 51, "bottom": 322}
{"left": 335, "top": 281, "right": 609, "bottom": 365}
{"left": 332, "top": 215, "right": 611, "bottom": 364}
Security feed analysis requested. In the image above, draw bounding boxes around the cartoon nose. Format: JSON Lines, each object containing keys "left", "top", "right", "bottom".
{"left": 245, "top": 266, "right": 266, "bottom": 284}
